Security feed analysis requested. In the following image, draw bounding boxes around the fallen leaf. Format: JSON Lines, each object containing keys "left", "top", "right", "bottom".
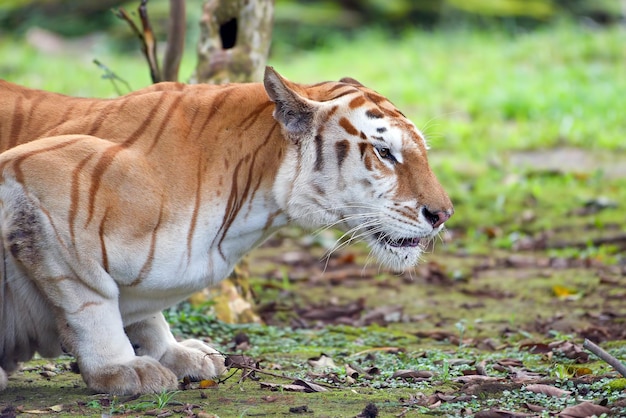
{"left": 549, "top": 341, "right": 589, "bottom": 362}
{"left": 198, "top": 379, "right": 218, "bottom": 389}
{"left": 392, "top": 370, "right": 434, "bottom": 380}
{"left": 474, "top": 409, "right": 534, "bottom": 418}
{"left": 360, "top": 305, "right": 404, "bottom": 325}
{"left": 558, "top": 401, "right": 611, "bottom": 417}
{"left": 308, "top": 354, "right": 336, "bottom": 369}
{"left": 260, "top": 382, "right": 307, "bottom": 392}
{"left": 49, "top": 404, "right": 64, "bottom": 412}
{"left": 455, "top": 375, "right": 501, "bottom": 383}
{"left": 524, "top": 403, "right": 545, "bottom": 412}
{"left": 496, "top": 358, "right": 524, "bottom": 368}
{"left": 519, "top": 342, "right": 552, "bottom": 354}
{"left": 292, "top": 379, "right": 328, "bottom": 392}
{"left": 552, "top": 285, "right": 579, "bottom": 299}
{"left": 351, "top": 347, "right": 404, "bottom": 357}
{"left": 525, "top": 384, "right": 571, "bottom": 397}
{"left": 427, "top": 400, "right": 441, "bottom": 409}
{"left": 345, "top": 364, "right": 359, "bottom": 378}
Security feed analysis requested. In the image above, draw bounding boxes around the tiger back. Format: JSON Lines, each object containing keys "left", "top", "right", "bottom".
{"left": 0, "top": 67, "right": 452, "bottom": 395}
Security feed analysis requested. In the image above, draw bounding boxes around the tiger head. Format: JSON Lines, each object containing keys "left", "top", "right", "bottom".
{"left": 264, "top": 67, "right": 453, "bottom": 271}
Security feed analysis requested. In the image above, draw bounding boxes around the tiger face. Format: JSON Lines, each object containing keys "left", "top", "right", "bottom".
{"left": 265, "top": 69, "right": 453, "bottom": 271}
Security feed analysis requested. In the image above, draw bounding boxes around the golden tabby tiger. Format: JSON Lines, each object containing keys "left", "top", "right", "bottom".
{"left": 0, "top": 67, "right": 452, "bottom": 394}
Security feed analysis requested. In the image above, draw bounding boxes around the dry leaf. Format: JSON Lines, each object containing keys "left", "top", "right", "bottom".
{"left": 308, "top": 354, "right": 336, "bottom": 369}
{"left": 455, "top": 375, "right": 500, "bottom": 383}
{"left": 558, "top": 401, "right": 611, "bottom": 417}
{"left": 552, "top": 285, "right": 580, "bottom": 299}
{"left": 474, "top": 409, "right": 534, "bottom": 418}
{"left": 525, "top": 384, "right": 571, "bottom": 397}
{"left": 292, "top": 379, "right": 328, "bottom": 392}
{"left": 392, "top": 370, "right": 434, "bottom": 380}
{"left": 519, "top": 342, "right": 551, "bottom": 354}
{"left": 351, "top": 347, "right": 404, "bottom": 357}
{"left": 345, "top": 364, "right": 359, "bottom": 378}
{"left": 260, "top": 382, "right": 306, "bottom": 392}
{"left": 198, "top": 379, "right": 218, "bottom": 389}
{"left": 524, "top": 403, "right": 546, "bottom": 412}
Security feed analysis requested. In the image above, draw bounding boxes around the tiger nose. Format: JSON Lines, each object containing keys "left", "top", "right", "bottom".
{"left": 422, "top": 207, "right": 452, "bottom": 228}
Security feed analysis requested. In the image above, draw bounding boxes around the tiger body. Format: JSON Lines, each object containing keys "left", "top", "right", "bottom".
{"left": 0, "top": 67, "right": 452, "bottom": 394}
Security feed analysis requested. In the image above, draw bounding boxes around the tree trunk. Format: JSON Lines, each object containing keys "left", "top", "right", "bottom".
{"left": 190, "top": 0, "right": 274, "bottom": 324}
{"left": 193, "top": 0, "right": 274, "bottom": 84}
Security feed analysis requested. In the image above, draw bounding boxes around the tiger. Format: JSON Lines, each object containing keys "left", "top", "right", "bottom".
{"left": 0, "top": 67, "right": 453, "bottom": 395}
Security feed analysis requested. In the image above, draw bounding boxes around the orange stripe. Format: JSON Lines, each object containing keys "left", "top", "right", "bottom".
{"left": 186, "top": 155, "right": 204, "bottom": 262}
{"left": 69, "top": 154, "right": 94, "bottom": 246}
{"left": 146, "top": 94, "right": 184, "bottom": 153}
{"left": 131, "top": 200, "right": 165, "bottom": 287}
{"left": 98, "top": 207, "right": 111, "bottom": 272}
{"left": 8, "top": 96, "right": 24, "bottom": 149}
{"left": 11, "top": 137, "right": 82, "bottom": 184}
{"left": 85, "top": 95, "right": 168, "bottom": 227}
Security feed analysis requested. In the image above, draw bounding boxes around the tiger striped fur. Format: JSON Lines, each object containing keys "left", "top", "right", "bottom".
{"left": 0, "top": 67, "right": 452, "bottom": 394}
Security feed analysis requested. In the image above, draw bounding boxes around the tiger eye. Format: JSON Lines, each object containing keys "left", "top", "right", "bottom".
{"left": 378, "top": 147, "right": 390, "bottom": 158}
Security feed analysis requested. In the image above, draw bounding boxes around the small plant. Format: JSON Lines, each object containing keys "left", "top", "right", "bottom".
{"left": 153, "top": 390, "right": 179, "bottom": 409}
{"left": 440, "top": 359, "right": 451, "bottom": 382}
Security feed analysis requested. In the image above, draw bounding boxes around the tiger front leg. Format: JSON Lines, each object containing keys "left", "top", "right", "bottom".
{"left": 64, "top": 301, "right": 179, "bottom": 395}
{"left": 30, "top": 277, "right": 179, "bottom": 394}
{"left": 1, "top": 188, "right": 178, "bottom": 395}
{"left": 125, "top": 314, "right": 227, "bottom": 382}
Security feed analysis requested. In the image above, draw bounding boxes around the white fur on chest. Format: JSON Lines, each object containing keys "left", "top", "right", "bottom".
{"left": 115, "top": 194, "right": 286, "bottom": 324}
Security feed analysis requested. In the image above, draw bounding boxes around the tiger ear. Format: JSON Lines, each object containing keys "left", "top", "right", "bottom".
{"left": 339, "top": 77, "right": 364, "bottom": 87}
{"left": 264, "top": 66, "right": 315, "bottom": 142}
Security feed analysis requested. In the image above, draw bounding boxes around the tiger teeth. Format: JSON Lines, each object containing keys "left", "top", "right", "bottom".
{"left": 374, "top": 232, "right": 421, "bottom": 248}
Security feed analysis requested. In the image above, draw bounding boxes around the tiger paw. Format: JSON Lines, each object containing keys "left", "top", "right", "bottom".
{"left": 83, "top": 356, "right": 178, "bottom": 395}
{"left": 159, "top": 339, "right": 226, "bottom": 381}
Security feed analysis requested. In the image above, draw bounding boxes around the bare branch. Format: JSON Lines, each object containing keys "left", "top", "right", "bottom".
{"left": 113, "top": 7, "right": 143, "bottom": 39}
{"left": 163, "top": 0, "right": 186, "bottom": 82}
{"left": 114, "top": 5, "right": 160, "bottom": 83}
{"left": 138, "top": 0, "right": 161, "bottom": 83}
{"left": 583, "top": 339, "right": 626, "bottom": 378}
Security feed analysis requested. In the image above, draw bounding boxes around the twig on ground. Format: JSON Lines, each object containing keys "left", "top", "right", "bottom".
{"left": 583, "top": 339, "right": 626, "bottom": 378}
{"left": 221, "top": 354, "right": 334, "bottom": 389}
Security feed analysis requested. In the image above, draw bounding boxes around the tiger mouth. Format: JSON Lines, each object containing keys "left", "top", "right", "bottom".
{"left": 374, "top": 232, "right": 422, "bottom": 248}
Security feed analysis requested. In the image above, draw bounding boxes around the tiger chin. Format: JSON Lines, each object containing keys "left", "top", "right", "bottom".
{"left": 0, "top": 67, "right": 452, "bottom": 395}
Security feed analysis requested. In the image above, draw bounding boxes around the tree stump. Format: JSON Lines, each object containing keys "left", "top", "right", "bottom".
{"left": 193, "top": 0, "right": 274, "bottom": 84}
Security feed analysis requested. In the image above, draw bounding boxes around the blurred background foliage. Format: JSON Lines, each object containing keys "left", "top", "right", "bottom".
{"left": 0, "top": 0, "right": 623, "bottom": 52}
